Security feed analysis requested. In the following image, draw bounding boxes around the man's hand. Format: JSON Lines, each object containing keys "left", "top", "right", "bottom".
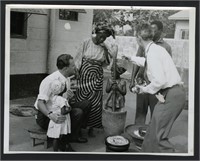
{"left": 135, "top": 85, "right": 146, "bottom": 94}
{"left": 67, "top": 90, "right": 75, "bottom": 99}
{"left": 49, "top": 113, "right": 66, "bottom": 124}
{"left": 132, "top": 86, "right": 140, "bottom": 94}
{"left": 70, "top": 82, "right": 78, "bottom": 91}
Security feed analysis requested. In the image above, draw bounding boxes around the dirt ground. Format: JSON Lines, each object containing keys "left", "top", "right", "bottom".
{"left": 8, "top": 72, "right": 188, "bottom": 153}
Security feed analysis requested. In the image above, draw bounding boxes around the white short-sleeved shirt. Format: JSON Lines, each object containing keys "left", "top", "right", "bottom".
{"left": 34, "top": 71, "right": 70, "bottom": 111}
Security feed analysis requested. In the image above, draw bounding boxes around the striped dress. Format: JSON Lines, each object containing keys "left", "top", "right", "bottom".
{"left": 75, "top": 38, "right": 107, "bottom": 128}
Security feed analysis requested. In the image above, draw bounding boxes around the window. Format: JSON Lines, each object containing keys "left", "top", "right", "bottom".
{"left": 11, "top": 11, "right": 27, "bottom": 38}
{"left": 180, "top": 29, "right": 189, "bottom": 39}
{"left": 59, "top": 9, "right": 78, "bottom": 21}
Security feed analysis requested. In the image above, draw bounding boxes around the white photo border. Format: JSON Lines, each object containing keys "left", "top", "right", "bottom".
{"left": 4, "top": 4, "right": 196, "bottom": 157}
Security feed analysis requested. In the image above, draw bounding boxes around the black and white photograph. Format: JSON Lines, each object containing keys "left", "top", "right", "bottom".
{"left": 2, "top": 3, "right": 197, "bottom": 158}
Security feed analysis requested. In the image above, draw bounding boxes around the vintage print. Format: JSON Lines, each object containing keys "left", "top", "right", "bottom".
{"left": 4, "top": 5, "right": 195, "bottom": 156}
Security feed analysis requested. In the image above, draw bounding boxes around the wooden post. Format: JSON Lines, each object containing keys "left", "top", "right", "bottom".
{"left": 33, "top": 138, "right": 36, "bottom": 146}
{"left": 112, "top": 47, "right": 117, "bottom": 112}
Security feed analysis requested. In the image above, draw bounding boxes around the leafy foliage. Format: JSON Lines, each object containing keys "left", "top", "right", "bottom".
{"left": 93, "top": 9, "right": 179, "bottom": 38}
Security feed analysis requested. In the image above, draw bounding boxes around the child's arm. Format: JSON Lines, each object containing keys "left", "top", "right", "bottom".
{"left": 117, "top": 81, "right": 127, "bottom": 96}
{"left": 61, "top": 105, "right": 71, "bottom": 115}
{"left": 56, "top": 96, "right": 71, "bottom": 115}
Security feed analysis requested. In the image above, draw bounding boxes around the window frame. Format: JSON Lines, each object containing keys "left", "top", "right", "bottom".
{"left": 180, "top": 29, "right": 189, "bottom": 40}
{"left": 59, "top": 9, "right": 78, "bottom": 21}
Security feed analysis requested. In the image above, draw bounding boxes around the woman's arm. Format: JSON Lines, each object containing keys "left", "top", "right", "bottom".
{"left": 100, "top": 43, "right": 117, "bottom": 67}
{"left": 74, "top": 41, "right": 86, "bottom": 70}
{"left": 106, "top": 79, "right": 112, "bottom": 93}
{"left": 101, "top": 43, "right": 118, "bottom": 58}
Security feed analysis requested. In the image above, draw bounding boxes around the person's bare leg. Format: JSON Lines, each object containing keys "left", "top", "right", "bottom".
{"left": 53, "top": 138, "right": 59, "bottom": 151}
{"left": 88, "top": 127, "right": 95, "bottom": 137}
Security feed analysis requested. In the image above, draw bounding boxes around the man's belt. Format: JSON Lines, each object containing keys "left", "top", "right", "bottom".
{"left": 158, "top": 84, "right": 183, "bottom": 98}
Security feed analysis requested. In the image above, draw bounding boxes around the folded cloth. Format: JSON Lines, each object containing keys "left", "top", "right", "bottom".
{"left": 82, "top": 58, "right": 103, "bottom": 66}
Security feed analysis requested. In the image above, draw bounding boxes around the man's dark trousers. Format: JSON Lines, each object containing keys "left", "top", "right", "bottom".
{"left": 135, "top": 93, "right": 158, "bottom": 124}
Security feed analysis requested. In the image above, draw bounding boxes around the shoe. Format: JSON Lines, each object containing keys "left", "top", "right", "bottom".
{"left": 59, "top": 144, "right": 66, "bottom": 152}
{"left": 88, "top": 127, "right": 95, "bottom": 137}
{"left": 65, "top": 143, "right": 76, "bottom": 152}
{"left": 70, "top": 137, "right": 88, "bottom": 143}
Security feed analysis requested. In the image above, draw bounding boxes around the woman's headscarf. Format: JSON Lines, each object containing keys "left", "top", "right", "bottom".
{"left": 94, "top": 21, "right": 115, "bottom": 39}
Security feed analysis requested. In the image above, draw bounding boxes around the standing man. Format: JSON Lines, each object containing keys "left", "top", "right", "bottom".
{"left": 34, "top": 54, "right": 91, "bottom": 151}
{"left": 124, "top": 23, "right": 185, "bottom": 152}
{"left": 130, "top": 21, "right": 172, "bottom": 125}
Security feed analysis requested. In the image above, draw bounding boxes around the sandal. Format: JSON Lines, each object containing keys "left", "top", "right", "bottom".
{"left": 88, "top": 127, "right": 95, "bottom": 137}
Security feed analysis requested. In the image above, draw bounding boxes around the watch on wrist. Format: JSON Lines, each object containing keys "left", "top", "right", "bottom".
{"left": 47, "top": 111, "right": 53, "bottom": 118}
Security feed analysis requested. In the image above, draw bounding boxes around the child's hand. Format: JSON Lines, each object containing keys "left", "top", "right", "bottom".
{"left": 61, "top": 105, "right": 71, "bottom": 115}
{"left": 66, "top": 106, "right": 72, "bottom": 113}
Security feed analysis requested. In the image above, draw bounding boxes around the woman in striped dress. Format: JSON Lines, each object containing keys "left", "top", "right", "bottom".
{"left": 74, "top": 24, "right": 115, "bottom": 136}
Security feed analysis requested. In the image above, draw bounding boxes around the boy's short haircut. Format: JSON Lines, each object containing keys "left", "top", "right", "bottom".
{"left": 136, "top": 23, "right": 153, "bottom": 41}
{"left": 151, "top": 20, "right": 163, "bottom": 31}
